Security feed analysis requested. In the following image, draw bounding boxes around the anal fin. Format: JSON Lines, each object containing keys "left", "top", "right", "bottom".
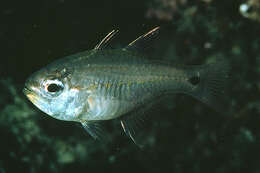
{"left": 120, "top": 101, "right": 157, "bottom": 148}
{"left": 121, "top": 119, "right": 143, "bottom": 147}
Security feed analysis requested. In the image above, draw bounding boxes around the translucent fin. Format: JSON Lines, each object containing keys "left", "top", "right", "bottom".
{"left": 120, "top": 101, "right": 157, "bottom": 148}
{"left": 81, "top": 121, "right": 106, "bottom": 140}
{"left": 94, "top": 29, "right": 119, "bottom": 50}
{"left": 124, "top": 26, "right": 160, "bottom": 53}
{"left": 188, "top": 58, "right": 230, "bottom": 112}
{"left": 120, "top": 118, "right": 144, "bottom": 148}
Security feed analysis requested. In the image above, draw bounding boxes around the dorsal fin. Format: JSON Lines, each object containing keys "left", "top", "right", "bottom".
{"left": 94, "top": 29, "right": 119, "bottom": 50}
{"left": 124, "top": 26, "right": 160, "bottom": 53}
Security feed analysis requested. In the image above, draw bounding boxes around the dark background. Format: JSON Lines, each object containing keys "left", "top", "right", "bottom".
{"left": 0, "top": 0, "right": 161, "bottom": 82}
{"left": 1, "top": 0, "right": 260, "bottom": 173}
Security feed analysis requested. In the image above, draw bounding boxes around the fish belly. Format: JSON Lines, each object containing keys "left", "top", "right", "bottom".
{"left": 85, "top": 95, "right": 133, "bottom": 120}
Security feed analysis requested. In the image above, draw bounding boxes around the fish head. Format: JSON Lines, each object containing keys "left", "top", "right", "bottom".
{"left": 23, "top": 64, "right": 83, "bottom": 121}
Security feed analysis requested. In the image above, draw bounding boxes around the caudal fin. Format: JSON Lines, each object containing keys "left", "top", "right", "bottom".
{"left": 188, "top": 58, "right": 230, "bottom": 112}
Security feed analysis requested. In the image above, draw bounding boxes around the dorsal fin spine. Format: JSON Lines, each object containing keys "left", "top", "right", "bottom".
{"left": 94, "top": 29, "right": 119, "bottom": 50}
{"left": 124, "top": 26, "right": 160, "bottom": 53}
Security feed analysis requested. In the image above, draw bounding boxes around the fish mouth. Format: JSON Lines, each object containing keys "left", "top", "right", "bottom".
{"left": 23, "top": 85, "right": 31, "bottom": 92}
{"left": 23, "top": 86, "right": 33, "bottom": 96}
{"left": 23, "top": 85, "right": 40, "bottom": 105}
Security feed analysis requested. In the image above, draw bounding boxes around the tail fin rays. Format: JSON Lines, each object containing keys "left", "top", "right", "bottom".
{"left": 188, "top": 58, "right": 230, "bottom": 112}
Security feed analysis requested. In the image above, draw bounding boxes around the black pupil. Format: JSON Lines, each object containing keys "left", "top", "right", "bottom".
{"left": 47, "top": 84, "right": 63, "bottom": 93}
{"left": 189, "top": 76, "right": 200, "bottom": 85}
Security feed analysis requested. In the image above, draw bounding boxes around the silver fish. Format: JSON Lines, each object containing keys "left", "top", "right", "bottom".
{"left": 23, "top": 27, "right": 229, "bottom": 145}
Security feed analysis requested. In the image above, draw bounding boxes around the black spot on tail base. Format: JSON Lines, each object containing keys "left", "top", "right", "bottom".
{"left": 187, "top": 58, "right": 230, "bottom": 113}
{"left": 189, "top": 76, "right": 200, "bottom": 85}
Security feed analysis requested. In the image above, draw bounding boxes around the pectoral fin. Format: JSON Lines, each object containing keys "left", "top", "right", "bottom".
{"left": 81, "top": 121, "right": 106, "bottom": 140}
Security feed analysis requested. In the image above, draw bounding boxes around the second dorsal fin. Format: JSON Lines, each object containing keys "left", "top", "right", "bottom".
{"left": 124, "top": 26, "right": 160, "bottom": 53}
{"left": 94, "top": 29, "right": 119, "bottom": 50}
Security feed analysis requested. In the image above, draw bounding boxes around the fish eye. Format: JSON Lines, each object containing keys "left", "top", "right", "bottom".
{"left": 47, "top": 83, "right": 63, "bottom": 93}
{"left": 44, "top": 80, "right": 64, "bottom": 95}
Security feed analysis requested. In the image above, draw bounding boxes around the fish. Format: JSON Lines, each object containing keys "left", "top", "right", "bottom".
{"left": 23, "top": 27, "right": 229, "bottom": 146}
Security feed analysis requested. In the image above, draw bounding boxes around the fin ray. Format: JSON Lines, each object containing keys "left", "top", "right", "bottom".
{"left": 187, "top": 58, "right": 230, "bottom": 112}
{"left": 94, "top": 29, "right": 119, "bottom": 50}
{"left": 81, "top": 121, "right": 106, "bottom": 140}
{"left": 120, "top": 100, "right": 158, "bottom": 148}
{"left": 121, "top": 119, "right": 142, "bottom": 147}
{"left": 124, "top": 27, "right": 160, "bottom": 53}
